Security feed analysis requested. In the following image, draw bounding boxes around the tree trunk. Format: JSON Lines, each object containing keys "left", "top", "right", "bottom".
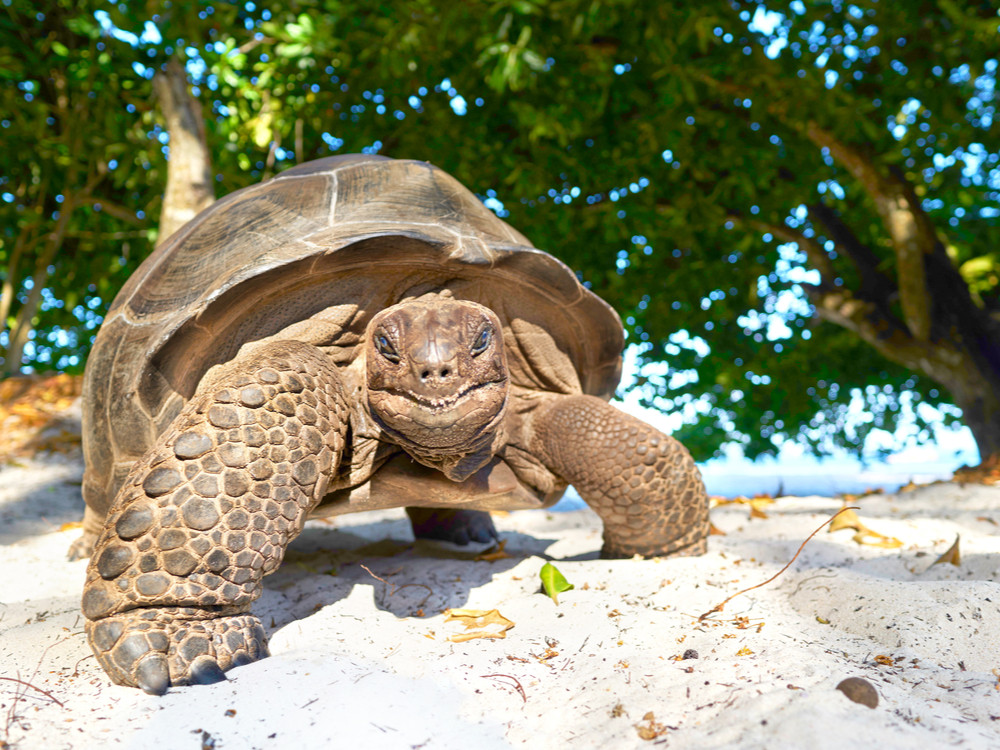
{"left": 948, "top": 373, "right": 1000, "bottom": 459}
{"left": 4, "top": 267, "right": 47, "bottom": 376}
{"left": 1, "top": 201, "right": 73, "bottom": 376}
{"left": 153, "top": 59, "right": 214, "bottom": 248}
{"left": 0, "top": 229, "right": 29, "bottom": 344}
{"left": 778, "top": 128, "right": 1000, "bottom": 462}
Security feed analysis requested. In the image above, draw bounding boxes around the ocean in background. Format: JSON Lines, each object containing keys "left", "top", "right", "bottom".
{"left": 552, "top": 451, "right": 977, "bottom": 511}
{"left": 696, "top": 451, "right": 977, "bottom": 498}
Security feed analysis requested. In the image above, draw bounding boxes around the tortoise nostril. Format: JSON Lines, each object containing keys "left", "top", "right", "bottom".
{"left": 420, "top": 367, "right": 451, "bottom": 382}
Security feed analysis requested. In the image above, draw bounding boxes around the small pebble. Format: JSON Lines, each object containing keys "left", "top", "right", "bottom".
{"left": 836, "top": 677, "right": 878, "bottom": 709}
{"left": 682, "top": 649, "right": 699, "bottom": 660}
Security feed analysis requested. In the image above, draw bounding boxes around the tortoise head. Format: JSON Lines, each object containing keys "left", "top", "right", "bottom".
{"left": 364, "top": 293, "right": 509, "bottom": 461}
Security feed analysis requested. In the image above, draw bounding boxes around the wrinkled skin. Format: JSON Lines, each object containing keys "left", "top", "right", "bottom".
{"left": 82, "top": 294, "right": 708, "bottom": 694}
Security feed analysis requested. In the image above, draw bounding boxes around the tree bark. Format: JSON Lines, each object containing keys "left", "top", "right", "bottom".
{"left": 788, "top": 127, "right": 1000, "bottom": 458}
{"left": 1, "top": 200, "right": 73, "bottom": 375}
{"left": 804, "top": 123, "right": 937, "bottom": 342}
{"left": 153, "top": 59, "right": 214, "bottom": 248}
{"left": 782, "top": 208, "right": 1000, "bottom": 459}
{"left": 0, "top": 228, "right": 30, "bottom": 347}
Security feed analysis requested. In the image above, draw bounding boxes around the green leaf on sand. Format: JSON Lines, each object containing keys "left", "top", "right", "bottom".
{"left": 540, "top": 562, "right": 574, "bottom": 604}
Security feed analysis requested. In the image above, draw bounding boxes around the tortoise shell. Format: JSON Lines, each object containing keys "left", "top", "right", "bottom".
{"left": 82, "top": 154, "right": 624, "bottom": 517}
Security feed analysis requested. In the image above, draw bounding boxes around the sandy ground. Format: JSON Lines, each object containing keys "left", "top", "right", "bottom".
{"left": 1, "top": 453, "right": 1000, "bottom": 749}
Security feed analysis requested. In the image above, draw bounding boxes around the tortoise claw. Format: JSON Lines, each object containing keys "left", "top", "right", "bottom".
{"left": 136, "top": 653, "right": 170, "bottom": 695}
{"left": 87, "top": 612, "right": 268, "bottom": 693}
{"left": 67, "top": 531, "right": 99, "bottom": 561}
{"left": 188, "top": 657, "right": 228, "bottom": 686}
{"left": 230, "top": 651, "right": 255, "bottom": 668}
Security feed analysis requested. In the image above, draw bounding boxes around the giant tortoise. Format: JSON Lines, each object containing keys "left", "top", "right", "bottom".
{"left": 77, "top": 154, "right": 709, "bottom": 694}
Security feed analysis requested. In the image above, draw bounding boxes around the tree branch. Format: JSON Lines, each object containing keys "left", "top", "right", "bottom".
{"left": 686, "top": 68, "right": 942, "bottom": 343}
{"left": 2, "top": 201, "right": 73, "bottom": 375}
{"left": 79, "top": 196, "right": 145, "bottom": 226}
{"left": 807, "top": 202, "right": 898, "bottom": 306}
{"left": 806, "top": 286, "right": 953, "bottom": 375}
{"left": 747, "top": 219, "right": 837, "bottom": 284}
{"left": 236, "top": 35, "right": 275, "bottom": 55}
{"left": 752, "top": 218, "right": 941, "bottom": 376}
{"left": 804, "top": 123, "right": 937, "bottom": 341}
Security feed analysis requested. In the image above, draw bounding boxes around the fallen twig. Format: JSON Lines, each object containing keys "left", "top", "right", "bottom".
{"left": 481, "top": 673, "right": 527, "bottom": 703}
{"left": 2, "top": 637, "right": 72, "bottom": 743}
{"left": 359, "top": 563, "right": 433, "bottom": 607}
{"left": 697, "top": 507, "right": 859, "bottom": 621}
{"left": 0, "top": 677, "right": 64, "bottom": 708}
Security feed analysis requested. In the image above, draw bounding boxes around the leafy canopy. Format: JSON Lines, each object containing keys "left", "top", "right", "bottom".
{"left": 4, "top": 0, "right": 998, "bottom": 460}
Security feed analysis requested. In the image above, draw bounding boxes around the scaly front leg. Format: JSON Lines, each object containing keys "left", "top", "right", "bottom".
{"left": 82, "top": 341, "right": 349, "bottom": 693}
{"left": 530, "top": 394, "right": 709, "bottom": 558}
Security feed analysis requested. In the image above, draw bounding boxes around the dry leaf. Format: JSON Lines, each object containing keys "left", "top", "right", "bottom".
{"left": 443, "top": 608, "right": 514, "bottom": 642}
{"left": 953, "top": 454, "right": 1000, "bottom": 486}
{"left": 851, "top": 529, "right": 903, "bottom": 549}
{"left": 636, "top": 712, "right": 668, "bottom": 741}
{"left": 709, "top": 522, "right": 726, "bottom": 536}
{"left": 830, "top": 507, "right": 903, "bottom": 548}
{"left": 828, "top": 508, "right": 863, "bottom": 533}
{"left": 931, "top": 534, "right": 961, "bottom": 567}
{"left": 712, "top": 496, "right": 773, "bottom": 521}
{"left": 0, "top": 374, "right": 84, "bottom": 460}
{"left": 475, "top": 539, "right": 512, "bottom": 562}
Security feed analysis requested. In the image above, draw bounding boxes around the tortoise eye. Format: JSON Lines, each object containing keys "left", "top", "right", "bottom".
{"left": 471, "top": 328, "right": 491, "bottom": 356}
{"left": 376, "top": 333, "right": 400, "bottom": 363}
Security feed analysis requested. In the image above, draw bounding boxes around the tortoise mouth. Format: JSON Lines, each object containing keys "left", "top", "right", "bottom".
{"left": 386, "top": 382, "right": 481, "bottom": 410}
{"left": 367, "top": 380, "right": 508, "bottom": 451}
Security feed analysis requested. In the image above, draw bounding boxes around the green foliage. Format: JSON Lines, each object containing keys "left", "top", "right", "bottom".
{"left": 4, "top": 1, "right": 999, "bottom": 458}
{"left": 0, "top": 1, "right": 153, "bottom": 373}
{"left": 539, "top": 562, "right": 574, "bottom": 604}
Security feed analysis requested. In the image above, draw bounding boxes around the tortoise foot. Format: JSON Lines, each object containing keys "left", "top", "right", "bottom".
{"left": 67, "top": 531, "right": 99, "bottom": 561}
{"left": 406, "top": 508, "right": 498, "bottom": 545}
{"left": 87, "top": 609, "right": 268, "bottom": 695}
{"left": 67, "top": 506, "right": 106, "bottom": 560}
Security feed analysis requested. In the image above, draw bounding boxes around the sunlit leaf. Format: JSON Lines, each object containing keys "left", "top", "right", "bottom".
{"left": 828, "top": 508, "right": 863, "bottom": 533}
{"left": 636, "top": 711, "right": 668, "bottom": 741}
{"left": 931, "top": 534, "right": 961, "bottom": 567}
{"left": 851, "top": 529, "right": 904, "bottom": 549}
{"left": 539, "top": 562, "right": 574, "bottom": 604}
{"left": 829, "top": 507, "right": 902, "bottom": 548}
{"left": 443, "top": 608, "right": 515, "bottom": 642}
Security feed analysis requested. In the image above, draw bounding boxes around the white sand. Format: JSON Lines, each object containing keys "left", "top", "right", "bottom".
{"left": 2, "top": 454, "right": 999, "bottom": 749}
